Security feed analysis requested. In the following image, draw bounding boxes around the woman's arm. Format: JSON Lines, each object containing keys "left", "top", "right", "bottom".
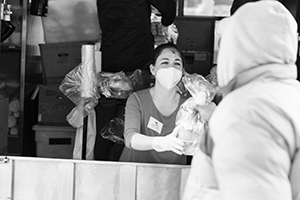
{"left": 131, "top": 133, "right": 155, "bottom": 150}
{"left": 131, "top": 126, "right": 184, "bottom": 155}
{"left": 123, "top": 93, "right": 142, "bottom": 149}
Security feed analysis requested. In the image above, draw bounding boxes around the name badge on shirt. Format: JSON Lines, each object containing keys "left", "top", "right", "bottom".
{"left": 147, "top": 116, "right": 163, "bottom": 134}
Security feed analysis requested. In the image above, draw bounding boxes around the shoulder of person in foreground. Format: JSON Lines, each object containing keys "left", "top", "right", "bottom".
{"left": 210, "top": 95, "right": 295, "bottom": 200}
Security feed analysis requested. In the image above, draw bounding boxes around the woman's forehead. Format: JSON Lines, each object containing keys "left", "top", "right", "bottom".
{"left": 158, "top": 48, "right": 182, "bottom": 59}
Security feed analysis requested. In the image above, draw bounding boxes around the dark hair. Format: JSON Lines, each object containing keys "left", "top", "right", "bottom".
{"left": 151, "top": 43, "right": 185, "bottom": 66}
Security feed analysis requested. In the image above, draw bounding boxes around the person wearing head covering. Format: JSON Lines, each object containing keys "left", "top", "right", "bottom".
{"left": 119, "top": 43, "right": 188, "bottom": 165}
{"left": 183, "top": 1, "right": 300, "bottom": 199}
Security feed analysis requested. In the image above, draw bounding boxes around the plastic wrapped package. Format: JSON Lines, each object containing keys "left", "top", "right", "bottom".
{"left": 59, "top": 45, "right": 100, "bottom": 117}
{"left": 162, "top": 23, "right": 179, "bottom": 44}
{"left": 100, "top": 118, "right": 124, "bottom": 144}
{"left": 176, "top": 98, "right": 208, "bottom": 155}
{"left": 151, "top": 9, "right": 179, "bottom": 46}
{"left": 176, "top": 73, "right": 215, "bottom": 155}
{"left": 128, "top": 69, "right": 144, "bottom": 92}
{"left": 97, "top": 71, "right": 133, "bottom": 99}
{"left": 205, "top": 65, "right": 223, "bottom": 105}
{"left": 205, "top": 66, "right": 218, "bottom": 87}
{"left": 182, "top": 73, "right": 216, "bottom": 106}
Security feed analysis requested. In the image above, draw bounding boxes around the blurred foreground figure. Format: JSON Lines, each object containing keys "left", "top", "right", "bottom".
{"left": 183, "top": 1, "right": 300, "bottom": 200}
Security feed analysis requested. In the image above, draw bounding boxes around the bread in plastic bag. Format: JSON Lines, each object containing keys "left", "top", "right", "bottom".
{"left": 176, "top": 73, "right": 216, "bottom": 155}
{"left": 176, "top": 98, "right": 208, "bottom": 155}
{"left": 182, "top": 73, "right": 216, "bottom": 106}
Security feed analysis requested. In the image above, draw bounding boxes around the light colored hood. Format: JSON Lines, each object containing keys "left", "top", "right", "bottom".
{"left": 217, "top": 0, "right": 298, "bottom": 89}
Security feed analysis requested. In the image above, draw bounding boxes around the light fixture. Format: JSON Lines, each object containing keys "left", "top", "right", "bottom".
{"left": 1, "top": 0, "right": 15, "bottom": 43}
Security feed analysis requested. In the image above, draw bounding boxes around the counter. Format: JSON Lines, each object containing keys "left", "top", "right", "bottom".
{"left": 0, "top": 156, "right": 190, "bottom": 200}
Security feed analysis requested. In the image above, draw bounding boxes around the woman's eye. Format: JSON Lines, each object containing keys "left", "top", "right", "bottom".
{"left": 174, "top": 62, "right": 182, "bottom": 67}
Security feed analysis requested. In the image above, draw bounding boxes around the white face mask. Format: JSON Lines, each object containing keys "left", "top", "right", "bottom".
{"left": 156, "top": 68, "right": 182, "bottom": 90}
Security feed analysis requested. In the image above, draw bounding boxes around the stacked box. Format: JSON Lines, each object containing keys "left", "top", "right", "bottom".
{"left": 37, "top": 42, "right": 85, "bottom": 125}
{"left": 33, "top": 125, "right": 76, "bottom": 159}
{"left": 39, "top": 42, "right": 84, "bottom": 85}
{"left": 34, "top": 84, "right": 74, "bottom": 126}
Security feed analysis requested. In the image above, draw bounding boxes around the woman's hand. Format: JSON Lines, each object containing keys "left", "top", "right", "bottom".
{"left": 152, "top": 126, "right": 184, "bottom": 155}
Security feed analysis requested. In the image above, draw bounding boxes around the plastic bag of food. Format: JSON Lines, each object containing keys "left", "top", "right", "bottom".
{"left": 162, "top": 23, "right": 179, "bottom": 44}
{"left": 59, "top": 45, "right": 100, "bottom": 117}
{"left": 182, "top": 73, "right": 216, "bottom": 106}
{"left": 97, "top": 71, "right": 133, "bottom": 99}
{"left": 100, "top": 118, "right": 124, "bottom": 144}
{"left": 176, "top": 98, "right": 208, "bottom": 155}
{"left": 176, "top": 73, "right": 215, "bottom": 155}
{"left": 205, "top": 65, "right": 223, "bottom": 105}
{"left": 128, "top": 69, "right": 144, "bottom": 92}
{"left": 205, "top": 65, "right": 218, "bottom": 87}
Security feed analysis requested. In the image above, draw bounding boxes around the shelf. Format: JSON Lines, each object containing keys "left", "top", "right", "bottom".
{"left": 8, "top": 135, "right": 19, "bottom": 138}
{"left": 0, "top": 43, "right": 22, "bottom": 51}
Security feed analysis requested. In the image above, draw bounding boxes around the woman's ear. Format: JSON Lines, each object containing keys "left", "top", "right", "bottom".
{"left": 149, "top": 64, "right": 156, "bottom": 76}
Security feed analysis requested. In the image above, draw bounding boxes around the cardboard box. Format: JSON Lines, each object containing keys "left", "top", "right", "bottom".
{"left": 0, "top": 98, "right": 9, "bottom": 155}
{"left": 32, "top": 84, "right": 75, "bottom": 126}
{"left": 39, "top": 42, "right": 84, "bottom": 85}
{"left": 33, "top": 125, "right": 76, "bottom": 158}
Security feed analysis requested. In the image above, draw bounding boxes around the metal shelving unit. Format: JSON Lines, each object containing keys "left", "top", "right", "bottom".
{"left": 0, "top": 0, "right": 30, "bottom": 156}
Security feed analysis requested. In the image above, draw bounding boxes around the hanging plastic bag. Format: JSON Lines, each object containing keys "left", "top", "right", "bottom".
{"left": 59, "top": 45, "right": 100, "bottom": 117}
{"left": 97, "top": 71, "right": 133, "bottom": 99}
{"left": 128, "top": 69, "right": 144, "bottom": 92}
{"left": 67, "top": 106, "right": 96, "bottom": 160}
{"left": 100, "top": 118, "right": 124, "bottom": 144}
{"left": 176, "top": 73, "right": 216, "bottom": 155}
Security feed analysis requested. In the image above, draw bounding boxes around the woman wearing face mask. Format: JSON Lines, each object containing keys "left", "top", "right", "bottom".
{"left": 119, "top": 43, "right": 187, "bottom": 165}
